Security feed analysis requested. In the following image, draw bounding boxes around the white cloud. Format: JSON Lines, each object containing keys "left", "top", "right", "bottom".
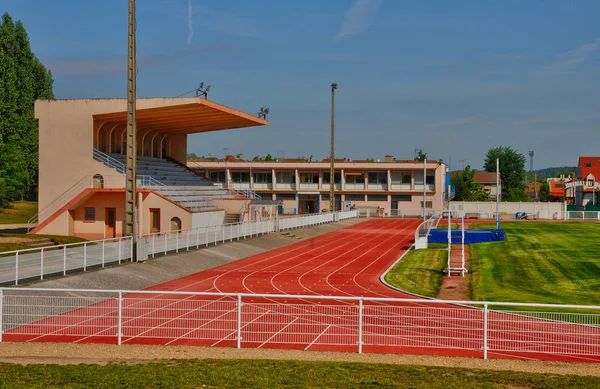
{"left": 187, "top": 0, "right": 193, "bottom": 45}
{"left": 539, "top": 38, "right": 600, "bottom": 75}
{"left": 336, "top": 0, "right": 382, "bottom": 41}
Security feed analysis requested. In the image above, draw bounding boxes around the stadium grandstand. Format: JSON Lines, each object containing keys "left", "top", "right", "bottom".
{"left": 29, "top": 98, "right": 267, "bottom": 239}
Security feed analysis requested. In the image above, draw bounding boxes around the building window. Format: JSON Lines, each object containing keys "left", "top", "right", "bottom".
{"left": 584, "top": 163, "right": 592, "bottom": 167}
{"left": 170, "top": 217, "right": 182, "bottom": 232}
{"left": 276, "top": 193, "right": 296, "bottom": 200}
{"left": 209, "top": 171, "right": 226, "bottom": 183}
{"left": 84, "top": 208, "right": 95, "bottom": 221}
{"left": 259, "top": 193, "right": 273, "bottom": 200}
{"left": 322, "top": 172, "right": 341, "bottom": 184}
{"left": 392, "top": 195, "right": 412, "bottom": 202}
{"left": 277, "top": 171, "right": 296, "bottom": 183}
{"left": 391, "top": 173, "right": 411, "bottom": 184}
{"left": 253, "top": 172, "right": 272, "bottom": 183}
{"left": 426, "top": 173, "right": 435, "bottom": 185}
{"left": 231, "top": 172, "right": 250, "bottom": 183}
{"left": 420, "top": 201, "right": 433, "bottom": 208}
{"left": 368, "top": 172, "right": 387, "bottom": 184}
{"left": 367, "top": 194, "right": 387, "bottom": 201}
{"left": 345, "top": 173, "right": 365, "bottom": 184}
{"left": 345, "top": 194, "right": 365, "bottom": 201}
{"left": 300, "top": 172, "right": 319, "bottom": 183}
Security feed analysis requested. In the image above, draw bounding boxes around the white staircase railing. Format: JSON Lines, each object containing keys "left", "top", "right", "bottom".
{"left": 93, "top": 148, "right": 125, "bottom": 173}
{"left": 28, "top": 176, "right": 94, "bottom": 228}
{"left": 137, "top": 175, "right": 165, "bottom": 187}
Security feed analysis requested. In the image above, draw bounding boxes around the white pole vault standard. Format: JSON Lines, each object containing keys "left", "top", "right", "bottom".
{"left": 447, "top": 205, "right": 451, "bottom": 276}
{"left": 461, "top": 215, "right": 465, "bottom": 277}
{"left": 496, "top": 158, "right": 500, "bottom": 230}
{"left": 423, "top": 159, "right": 427, "bottom": 220}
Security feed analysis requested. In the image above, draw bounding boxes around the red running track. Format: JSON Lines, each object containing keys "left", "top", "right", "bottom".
{"left": 4, "top": 219, "right": 600, "bottom": 363}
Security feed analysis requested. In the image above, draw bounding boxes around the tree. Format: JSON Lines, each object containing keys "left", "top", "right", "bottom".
{"left": 538, "top": 182, "right": 551, "bottom": 202}
{"left": 414, "top": 149, "right": 427, "bottom": 162}
{"left": 451, "top": 165, "right": 476, "bottom": 201}
{"left": 483, "top": 146, "right": 527, "bottom": 202}
{"left": 0, "top": 13, "right": 54, "bottom": 207}
{"left": 264, "top": 154, "right": 274, "bottom": 162}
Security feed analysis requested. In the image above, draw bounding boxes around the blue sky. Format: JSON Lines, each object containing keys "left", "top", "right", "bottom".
{"left": 5, "top": 0, "right": 600, "bottom": 169}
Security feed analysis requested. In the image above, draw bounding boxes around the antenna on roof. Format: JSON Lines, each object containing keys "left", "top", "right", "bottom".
{"left": 258, "top": 107, "right": 269, "bottom": 120}
{"left": 196, "top": 82, "right": 211, "bottom": 99}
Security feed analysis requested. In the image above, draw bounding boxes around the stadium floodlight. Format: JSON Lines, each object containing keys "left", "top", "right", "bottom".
{"left": 258, "top": 107, "right": 270, "bottom": 119}
{"left": 196, "top": 82, "right": 211, "bottom": 99}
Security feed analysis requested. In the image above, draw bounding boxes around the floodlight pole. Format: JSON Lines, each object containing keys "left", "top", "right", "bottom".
{"left": 125, "top": 0, "right": 137, "bottom": 250}
{"left": 496, "top": 158, "right": 500, "bottom": 230}
{"left": 329, "top": 83, "right": 337, "bottom": 212}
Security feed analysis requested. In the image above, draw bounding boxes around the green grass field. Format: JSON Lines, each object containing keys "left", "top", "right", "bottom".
{"left": 469, "top": 222, "right": 600, "bottom": 306}
{"left": 0, "top": 234, "right": 86, "bottom": 252}
{"left": 384, "top": 246, "right": 446, "bottom": 297}
{"left": 0, "top": 201, "right": 37, "bottom": 225}
{"left": 0, "top": 359, "right": 596, "bottom": 389}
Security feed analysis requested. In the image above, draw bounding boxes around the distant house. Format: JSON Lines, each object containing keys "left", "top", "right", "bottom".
{"left": 575, "top": 157, "right": 600, "bottom": 208}
{"left": 473, "top": 172, "right": 501, "bottom": 200}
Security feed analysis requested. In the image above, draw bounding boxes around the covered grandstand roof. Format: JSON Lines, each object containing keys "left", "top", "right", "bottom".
{"left": 92, "top": 98, "right": 268, "bottom": 134}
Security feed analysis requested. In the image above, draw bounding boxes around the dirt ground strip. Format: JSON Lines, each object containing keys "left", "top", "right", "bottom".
{"left": 0, "top": 343, "right": 597, "bottom": 377}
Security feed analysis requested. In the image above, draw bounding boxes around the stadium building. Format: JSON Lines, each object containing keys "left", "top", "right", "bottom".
{"left": 188, "top": 156, "right": 447, "bottom": 217}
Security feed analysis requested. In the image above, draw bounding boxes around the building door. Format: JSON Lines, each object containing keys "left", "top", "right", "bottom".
{"left": 105, "top": 208, "right": 116, "bottom": 238}
{"left": 150, "top": 208, "right": 160, "bottom": 233}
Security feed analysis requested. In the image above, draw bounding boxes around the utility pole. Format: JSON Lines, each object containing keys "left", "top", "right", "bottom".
{"left": 329, "top": 83, "right": 338, "bottom": 212}
{"left": 496, "top": 158, "right": 500, "bottom": 230}
{"left": 423, "top": 159, "right": 427, "bottom": 220}
{"left": 125, "top": 0, "right": 137, "bottom": 248}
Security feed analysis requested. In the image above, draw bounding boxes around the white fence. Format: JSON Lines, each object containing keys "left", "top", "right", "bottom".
{"left": 139, "top": 220, "right": 276, "bottom": 257}
{"left": 1, "top": 288, "right": 598, "bottom": 359}
{"left": 449, "top": 201, "right": 564, "bottom": 220}
{"left": 0, "top": 237, "right": 133, "bottom": 285}
{"left": 566, "top": 211, "right": 600, "bottom": 220}
{"left": 279, "top": 213, "right": 334, "bottom": 231}
{"left": 2, "top": 211, "right": 359, "bottom": 284}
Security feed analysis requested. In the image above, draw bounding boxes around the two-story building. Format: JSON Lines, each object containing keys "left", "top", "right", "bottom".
{"left": 188, "top": 157, "right": 447, "bottom": 216}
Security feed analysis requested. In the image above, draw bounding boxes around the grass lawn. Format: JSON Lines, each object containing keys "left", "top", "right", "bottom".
{"left": 0, "top": 359, "right": 596, "bottom": 389}
{"left": 0, "top": 234, "right": 86, "bottom": 252}
{"left": 384, "top": 246, "right": 446, "bottom": 297}
{"left": 0, "top": 201, "right": 37, "bottom": 225}
{"left": 469, "top": 222, "right": 600, "bottom": 307}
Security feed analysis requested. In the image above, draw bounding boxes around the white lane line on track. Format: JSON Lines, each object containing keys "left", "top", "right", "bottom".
{"left": 304, "top": 325, "right": 332, "bottom": 351}
{"left": 257, "top": 318, "right": 298, "bottom": 348}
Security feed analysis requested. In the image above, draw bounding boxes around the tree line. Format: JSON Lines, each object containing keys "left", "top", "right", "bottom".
{"left": 0, "top": 13, "right": 54, "bottom": 208}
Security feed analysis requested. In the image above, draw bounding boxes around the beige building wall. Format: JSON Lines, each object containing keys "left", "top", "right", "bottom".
{"left": 35, "top": 98, "right": 197, "bottom": 215}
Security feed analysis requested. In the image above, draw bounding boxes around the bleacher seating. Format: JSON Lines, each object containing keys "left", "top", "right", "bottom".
{"left": 98, "top": 153, "right": 242, "bottom": 211}
{"left": 107, "top": 154, "right": 212, "bottom": 186}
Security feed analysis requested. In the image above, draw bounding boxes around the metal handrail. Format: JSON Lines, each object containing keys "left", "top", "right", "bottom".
{"left": 92, "top": 148, "right": 125, "bottom": 173}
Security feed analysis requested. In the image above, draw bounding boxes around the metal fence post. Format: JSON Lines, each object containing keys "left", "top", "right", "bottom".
{"left": 118, "top": 239, "right": 122, "bottom": 265}
{"left": 129, "top": 237, "right": 133, "bottom": 261}
{"left": 63, "top": 246, "right": 67, "bottom": 276}
{"left": 117, "top": 292, "right": 123, "bottom": 345}
{"left": 186, "top": 230, "right": 190, "bottom": 251}
{"left": 214, "top": 229, "right": 217, "bottom": 245}
{"left": 40, "top": 248, "right": 44, "bottom": 280}
{"left": 205, "top": 226, "right": 209, "bottom": 247}
{"left": 237, "top": 294, "right": 242, "bottom": 349}
{"left": 102, "top": 241, "right": 105, "bottom": 268}
{"left": 237, "top": 223, "right": 240, "bottom": 241}
{"left": 176, "top": 232, "right": 179, "bottom": 253}
{"left": 222, "top": 224, "right": 225, "bottom": 244}
{"left": 83, "top": 242, "right": 87, "bottom": 272}
{"left": 0, "top": 289, "right": 3, "bottom": 342}
{"left": 483, "top": 303, "right": 489, "bottom": 360}
{"left": 15, "top": 253, "right": 18, "bottom": 286}
{"left": 358, "top": 298, "right": 364, "bottom": 354}
{"left": 152, "top": 234, "right": 156, "bottom": 257}
{"left": 164, "top": 233, "right": 168, "bottom": 255}
{"left": 230, "top": 224, "right": 233, "bottom": 242}
{"left": 196, "top": 229, "right": 200, "bottom": 249}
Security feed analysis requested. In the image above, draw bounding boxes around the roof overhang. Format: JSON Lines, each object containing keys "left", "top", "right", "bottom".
{"left": 93, "top": 98, "right": 268, "bottom": 134}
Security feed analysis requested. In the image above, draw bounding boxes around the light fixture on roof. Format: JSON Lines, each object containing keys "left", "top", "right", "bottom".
{"left": 258, "top": 107, "right": 269, "bottom": 120}
{"left": 196, "top": 82, "right": 211, "bottom": 99}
